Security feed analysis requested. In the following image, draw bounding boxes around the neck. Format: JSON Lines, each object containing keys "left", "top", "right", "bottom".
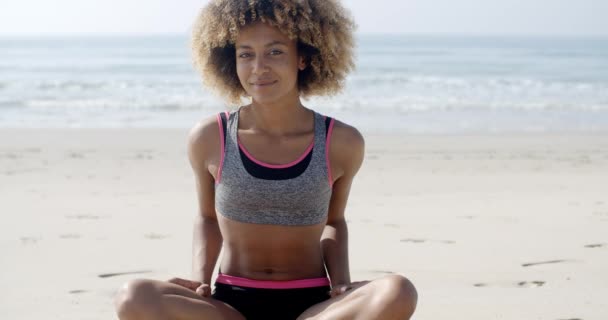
{"left": 246, "top": 93, "right": 310, "bottom": 136}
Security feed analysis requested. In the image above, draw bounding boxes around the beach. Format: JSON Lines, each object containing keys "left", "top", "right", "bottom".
{"left": 1, "top": 128, "right": 607, "bottom": 319}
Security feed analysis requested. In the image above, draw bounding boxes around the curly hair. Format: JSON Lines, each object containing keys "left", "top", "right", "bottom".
{"left": 191, "top": 0, "right": 356, "bottom": 103}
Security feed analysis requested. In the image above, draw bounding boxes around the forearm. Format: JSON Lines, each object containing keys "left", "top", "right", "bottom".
{"left": 191, "top": 215, "right": 223, "bottom": 284}
{"left": 321, "top": 219, "right": 350, "bottom": 286}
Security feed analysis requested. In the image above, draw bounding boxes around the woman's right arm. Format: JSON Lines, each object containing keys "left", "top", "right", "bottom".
{"left": 187, "top": 116, "right": 223, "bottom": 288}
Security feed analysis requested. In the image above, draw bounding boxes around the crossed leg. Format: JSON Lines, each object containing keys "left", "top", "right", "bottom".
{"left": 114, "top": 279, "right": 245, "bottom": 320}
{"left": 297, "top": 274, "right": 417, "bottom": 320}
{"left": 115, "top": 274, "right": 416, "bottom": 320}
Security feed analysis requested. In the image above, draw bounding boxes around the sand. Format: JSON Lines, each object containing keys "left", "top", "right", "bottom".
{"left": 1, "top": 128, "right": 607, "bottom": 319}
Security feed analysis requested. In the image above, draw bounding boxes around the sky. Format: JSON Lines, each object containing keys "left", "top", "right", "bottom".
{"left": 0, "top": 0, "right": 607, "bottom": 36}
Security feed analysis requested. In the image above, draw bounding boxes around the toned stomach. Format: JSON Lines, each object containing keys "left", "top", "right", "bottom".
{"left": 217, "top": 215, "right": 327, "bottom": 280}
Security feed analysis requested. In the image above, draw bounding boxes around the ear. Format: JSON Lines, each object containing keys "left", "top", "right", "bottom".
{"left": 298, "top": 56, "right": 306, "bottom": 70}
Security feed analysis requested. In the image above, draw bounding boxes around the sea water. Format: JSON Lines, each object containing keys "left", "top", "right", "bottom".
{"left": 1, "top": 34, "right": 607, "bottom": 133}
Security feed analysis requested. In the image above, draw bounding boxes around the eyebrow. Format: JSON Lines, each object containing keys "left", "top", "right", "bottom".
{"left": 237, "top": 40, "right": 289, "bottom": 49}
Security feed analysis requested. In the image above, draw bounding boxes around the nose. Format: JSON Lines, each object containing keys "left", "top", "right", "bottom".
{"left": 252, "top": 56, "right": 269, "bottom": 75}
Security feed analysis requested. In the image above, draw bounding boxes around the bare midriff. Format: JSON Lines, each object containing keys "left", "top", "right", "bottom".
{"left": 217, "top": 215, "right": 327, "bottom": 281}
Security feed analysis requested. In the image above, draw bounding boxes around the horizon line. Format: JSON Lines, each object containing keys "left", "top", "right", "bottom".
{"left": 1, "top": 31, "right": 607, "bottom": 39}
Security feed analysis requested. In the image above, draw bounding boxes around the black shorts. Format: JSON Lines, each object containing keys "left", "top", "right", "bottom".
{"left": 211, "top": 275, "right": 331, "bottom": 320}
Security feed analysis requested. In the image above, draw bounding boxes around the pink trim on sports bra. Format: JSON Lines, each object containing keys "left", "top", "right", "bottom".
{"left": 238, "top": 139, "right": 314, "bottom": 169}
{"left": 215, "top": 113, "right": 227, "bottom": 184}
{"left": 325, "top": 118, "right": 335, "bottom": 188}
{"left": 216, "top": 273, "right": 330, "bottom": 289}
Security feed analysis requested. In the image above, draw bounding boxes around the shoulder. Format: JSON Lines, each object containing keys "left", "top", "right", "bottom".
{"left": 330, "top": 119, "right": 364, "bottom": 151}
{"left": 187, "top": 114, "right": 223, "bottom": 172}
{"left": 328, "top": 118, "right": 365, "bottom": 178}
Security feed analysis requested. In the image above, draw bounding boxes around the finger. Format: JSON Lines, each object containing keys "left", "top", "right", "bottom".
{"left": 332, "top": 285, "right": 351, "bottom": 297}
{"left": 195, "top": 287, "right": 205, "bottom": 296}
{"left": 329, "top": 287, "right": 342, "bottom": 297}
{"left": 175, "top": 279, "right": 192, "bottom": 287}
{"left": 170, "top": 278, "right": 199, "bottom": 290}
{"left": 196, "top": 284, "right": 210, "bottom": 296}
{"left": 169, "top": 278, "right": 188, "bottom": 287}
{"left": 329, "top": 288, "right": 337, "bottom": 297}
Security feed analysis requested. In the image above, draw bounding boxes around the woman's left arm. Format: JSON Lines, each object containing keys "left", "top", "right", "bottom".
{"left": 321, "top": 122, "right": 365, "bottom": 290}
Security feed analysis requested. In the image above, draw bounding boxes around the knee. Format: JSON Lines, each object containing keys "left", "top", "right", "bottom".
{"left": 376, "top": 274, "right": 418, "bottom": 317}
{"left": 114, "top": 279, "right": 160, "bottom": 319}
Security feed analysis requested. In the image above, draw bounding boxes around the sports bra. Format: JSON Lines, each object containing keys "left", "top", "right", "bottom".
{"left": 214, "top": 108, "right": 335, "bottom": 226}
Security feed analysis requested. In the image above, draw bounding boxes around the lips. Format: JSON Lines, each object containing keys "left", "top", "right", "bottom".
{"left": 251, "top": 80, "right": 277, "bottom": 86}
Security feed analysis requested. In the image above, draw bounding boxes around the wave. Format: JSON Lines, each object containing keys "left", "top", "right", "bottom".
{"left": 20, "top": 97, "right": 224, "bottom": 111}
{"left": 1, "top": 74, "right": 604, "bottom": 113}
{"left": 17, "top": 96, "right": 606, "bottom": 114}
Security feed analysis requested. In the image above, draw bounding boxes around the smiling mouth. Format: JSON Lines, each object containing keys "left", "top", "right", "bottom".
{"left": 251, "top": 80, "right": 277, "bottom": 87}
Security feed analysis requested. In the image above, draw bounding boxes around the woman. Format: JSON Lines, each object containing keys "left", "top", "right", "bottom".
{"left": 114, "top": 0, "right": 417, "bottom": 319}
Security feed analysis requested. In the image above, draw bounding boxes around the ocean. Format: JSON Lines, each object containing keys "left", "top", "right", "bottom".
{"left": 1, "top": 34, "right": 607, "bottom": 133}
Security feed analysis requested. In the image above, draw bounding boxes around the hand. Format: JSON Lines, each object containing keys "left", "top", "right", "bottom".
{"left": 168, "top": 277, "right": 211, "bottom": 297}
{"left": 329, "top": 283, "right": 353, "bottom": 297}
{"left": 195, "top": 283, "right": 212, "bottom": 297}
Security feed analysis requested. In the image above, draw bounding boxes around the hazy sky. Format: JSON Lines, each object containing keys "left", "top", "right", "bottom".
{"left": 1, "top": 0, "right": 607, "bottom": 36}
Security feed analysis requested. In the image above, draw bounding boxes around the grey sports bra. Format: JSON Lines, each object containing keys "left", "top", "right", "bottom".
{"left": 214, "top": 108, "right": 335, "bottom": 226}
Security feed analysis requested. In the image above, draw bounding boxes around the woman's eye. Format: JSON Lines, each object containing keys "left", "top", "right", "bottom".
{"left": 269, "top": 50, "right": 283, "bottom": 56}
{"left": 238, "top": 53, "right": 252, "bottom": 58}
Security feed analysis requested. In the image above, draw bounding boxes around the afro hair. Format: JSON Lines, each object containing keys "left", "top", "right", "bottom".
{"left": 191, "top": 0, "right": 356, "bottom": 103}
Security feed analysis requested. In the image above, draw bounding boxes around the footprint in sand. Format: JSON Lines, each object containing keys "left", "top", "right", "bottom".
{"left": 59, "top": 233, "right": 81, "bottom": 239}
{"left": 369, "top": 270, "right": 394, "bottom": 275}
{"left": 592, "top": 210, "right": 608, "bottom": 217}
{"left": 135, "top": 153, "right": 149, "bottom": 160}
{"left": 2, "top": 153, "right": 20, "bottom": 159}
{"left": 517, "top": 281, "right": 545, "bottom": 288}
{"left": 458, "top": 215, "right": 476, "bottom": 220}
{"left": 4, "top": 168, "right": 44, "bottom": 175}
{"left": 98, "top": 270, "right": 153, "bottom": 278}
{"left": 584, "top": 243, "right": 605, "bottom": 248}
{"left": 400, "top": 238, "right": 426, "bottom": 243}
{"left": 135, "top": 151, "right": 155, "bottom": 160}
{"left": 474, "top": 281, "right": 546, "bottom": 288}
{"left": 66, "top": 214, "right": 101, "bottom": 220}
{"left": 144, "top": 233, "right": 170, "bottom": 240}
{"left": 521, "top": 260, "right": 572, "bottom": 267}
{"left": 20, "top": 237, "right": 41, "bottom": 245}
{"left": 68, "top": 152, "right": 84, "bottom": 159}
{"left": 68, "top": 290, "right": 88, "bottom": 294}
{"left": 400, "top": 238, "right": 455, "bottom": 244}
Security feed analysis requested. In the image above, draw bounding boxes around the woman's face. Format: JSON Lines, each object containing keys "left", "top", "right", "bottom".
{"left": 235, "top": 22, "right": 305, "bottom": 104}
